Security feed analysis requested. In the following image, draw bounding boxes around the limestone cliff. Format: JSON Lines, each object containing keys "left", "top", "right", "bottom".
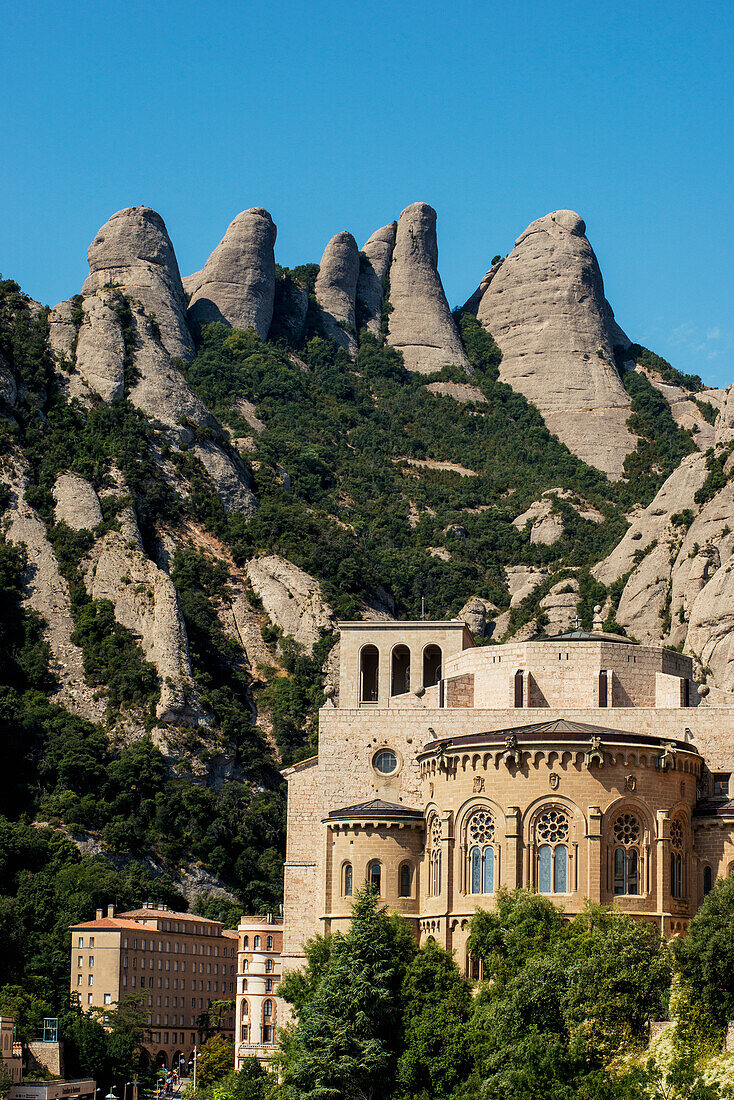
{"left": 315, "top": 231, "right": 360, "bottom": 356}
{"left": 387, "top": 202, "right": 471, "bottom": 374}
{"left": 82, "top": 206, "right": 194, "bottom": 363}
{"left": 356, "top": 223, "right": 396, "bottom": 338}
{"left": 475, "top": 210, "right": 636, "bottom": 478}
{"left": 186, "top": 208, "right": 277, "bottom": 340}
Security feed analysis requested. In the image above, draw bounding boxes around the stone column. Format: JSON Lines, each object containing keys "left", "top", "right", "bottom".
{"left": 504, "top": 806, "right": 522, "bottom": 889}
{"left": 442, "top": 810, "right": 454, "bottom": 950}
{"left": 656, "top": 809, "right": 671, "bottom": 928}
{"left": 587, "top": 806, "right": 603, "bottom": 901}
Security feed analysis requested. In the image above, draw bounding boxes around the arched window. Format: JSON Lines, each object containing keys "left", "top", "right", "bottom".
{"left": 703, "top": 866, "right": 713, "bottom": 894}
{"left": 427, "top": 813, "right": 442, "bottom": 896}
{"left": 423, "top": 645, "right": 442, "bottom": 687}
{"left": 265, "top": 959, "right": 273, "bottom": 972}
{"left": 670, "top": 817, "right": 685, "bottom": 898}
{"left": 612, "top": 813, "right": 641, "bottom": 896}
{"left": 263, "top": 999, "right": 272, "bottom": 1018}
{"left": 391, "top": 645, "right": 411, "bottom": 696}
{"left": 514, "top": 669, "right": 524, "bottom": 707}
{"left": 343, "top": 862, "right": 353, "bottom": 896}
{"left": 266, "top": 935, "right": 273, "bottom": 950}
{"left": 466, "top": 809, "right": 496, "bottom": 895}
{"left": 360, "top": 645, "right": 379, "bottom": 703}
{"left": 368, "top": 860, "right": 382, "bottom": 894}
{"left": 254, "top": 936, "right": 260, "bottom": 949}
{"left": 399, "top": 863, "right": 412, "bottom": 898}
{"left": 242, "top": 936, "right": 248, "bottom": 949}
{"left": 536, "top": 808, "right": 569, "bottom": 894}
{"left": 241, "top": 998, "right": 249, "bottom": 1018}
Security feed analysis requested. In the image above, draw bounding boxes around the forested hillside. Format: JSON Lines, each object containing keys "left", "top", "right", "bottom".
{"left": 0, "top": 200, "right": 730, "bottom": 1014}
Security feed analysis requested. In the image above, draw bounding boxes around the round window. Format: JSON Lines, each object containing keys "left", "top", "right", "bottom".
{"left": 373, "top": 749, "right": 398, "bottom": 775}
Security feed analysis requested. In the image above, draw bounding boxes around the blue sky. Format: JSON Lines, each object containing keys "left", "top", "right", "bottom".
{"left": 1, "top": 0, "right": 732, "bottom": 385}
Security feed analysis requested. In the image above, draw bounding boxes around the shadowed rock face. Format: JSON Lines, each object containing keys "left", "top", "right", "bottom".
{"left": 82, "top": 206, "right": 194, "bottom": 363}
{"left": 187, "top": 208, "right": 277, "bottom": 340}
{"left": 476, "top": 209, "right": 635, "bottom": 479}
{"left": 357, "top": 223, "right": 396, "bottom": 337}
{"left": 387, "top": 202, "right": 470, "bottom": 375}
{"left": 315, "top": 231, "right": 360, "bottom": 355}
{"left": 75, "top": 291, "right": 126, "bottom": 402}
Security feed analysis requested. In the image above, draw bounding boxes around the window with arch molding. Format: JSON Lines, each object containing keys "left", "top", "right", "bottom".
{"left": 536, "top": 808, "right": 569, "bottom": 894}
{"left": 612, "top": 812, "right": 640, "bottom": 896}
{"left": 670, "top": 817, "right": 685, "bottom": 899}
{"left": 399, "top": 862, "right": 412, "bottom": 898}
{"left": 343, "top": 862, "right": 353, "bottom": 896}
{"left": 360, "top": 645, "right": 379, "bottom": 703}
{"left": 266, "top": 935, "right": 273, "bottom": 950}
{"left": 427, "top": 813, "right": 442, "bottom": 896}
{"left": 368, "top": 860, "right": 382, "bottom": 894}
{"left": 466, "top": 808, "right": 496, "bottom": 895}
{"left": 264, "top": 999, "right": 272, "bottom": 1018}
{"left": 703, "top": 865, "right": 713, "bottom": 894}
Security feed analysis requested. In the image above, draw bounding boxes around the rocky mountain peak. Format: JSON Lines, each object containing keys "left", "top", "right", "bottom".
{"left": 475, "top": 209, "right": 636, "bottom": 478}
{"left": 315, "top": 230, "right": 360, "bottom": 356}
{"left": 356, "top": 223, "right": 396, "bottom": 338}
{"left": 82, "top": 205, "right": 194, "bottom": 362}
{"left": 387, "top": 202, "right": 471, "bottom": 375}
{"left": 186, "top": 207, "right": 277, "bottom": 341}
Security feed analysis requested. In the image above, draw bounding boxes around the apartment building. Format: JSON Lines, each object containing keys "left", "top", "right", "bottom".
{"left": 69, "top": 904, "right": 236, "bottom": 1069}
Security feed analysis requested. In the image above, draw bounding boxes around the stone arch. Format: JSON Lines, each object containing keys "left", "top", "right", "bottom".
{"left": 390, "top": 643, "right": 411, "bottom": 696}
{"left": 156, "top": 1051, "right": 168, "bottom": 1069}
{"left": 359, "top": 643, "right": 379, "bottom": 703}
{"left": 423, "top": 644, "right": 442, "bottom": 687}
{"left": 522, "top": 794, "right": 586, "bottom": 843}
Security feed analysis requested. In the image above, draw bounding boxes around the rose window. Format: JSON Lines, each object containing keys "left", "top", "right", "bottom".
{"left": 670, "top": 819, "right": 684, "bottom": 850}
{"left": 536, "top": 808, "right": 569, "bottom": 843}
{"left": 468, "top": 810, "right": 495, "bottom": 846}
{"left": 613, "top": 814, "right": 640, "bottom": 846}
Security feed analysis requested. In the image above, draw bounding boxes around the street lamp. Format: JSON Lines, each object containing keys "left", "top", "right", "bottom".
{"left": 123, "top": 1081, "right": 133, "bottom": 1100}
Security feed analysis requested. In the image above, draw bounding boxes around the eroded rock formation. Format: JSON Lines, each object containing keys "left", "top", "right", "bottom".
{"left": 82, "top": 206, "right": 194, "bottom": 363}
{"left": 387, "top": 202, "right": 470, "bottom": 374}
{"left": 187, "top": 208, "right": 277, "bottom": 340}
{"left": 475, "top": 210, "right": 636, "bottom": 478}
{"left": 315, "top": 231, "right": 360, "bottom": 356}
{"left": 356, "top": 223, "right": 396, "bottom": 338}
{"left": 246, "top": 554, "right": 334, "bottom": 650}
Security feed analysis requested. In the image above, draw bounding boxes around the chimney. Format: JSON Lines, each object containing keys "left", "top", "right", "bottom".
{"left": 107, "top": 905, "right": 115, "bottom": 919}
{"left": 95, "top": 908, "right": 103, "bottom": 921}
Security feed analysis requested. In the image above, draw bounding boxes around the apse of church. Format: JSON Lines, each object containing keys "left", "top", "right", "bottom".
{"left": 281, "top": 622, "right": 734, "bottom": 978}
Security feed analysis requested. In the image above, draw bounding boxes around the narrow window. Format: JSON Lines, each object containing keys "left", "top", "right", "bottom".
{"left": 391, "top": 645, "right": 411, "bottom": 696}
{"left": 482, "top": 847, "right": 495, "bottom": 894}
{"left": 368, "top": 861, "right": 382, "bottom": 894}
{"left": 470, "top": 847, "right": 481, "bottom": 894}
{"left": 399, "top": 863, "right": 411, "bottom": 898}
{"left": 360, "top": 645, "right": 379, "bottom": 703}
{"left": 264, "top": 999, "right": 272, "bottom": 1018}
{"left": 538, "top": 845, "right": 552, "bottom": 894}
{"left": 423, "top": 645, "right": 442, "bottom": 688}
{"left": 343, "top": 863, "right": 353, "bottom": 896}
{"left": 613, "top": 847, "right": 625, "bottom": 895}
{"left": 514, "top": 669, "right": 524, "bottom": 707}
{"left": 599, "top": 670, "right": 608, "bottom": 708}
{"left": 703, "top": 866, "right": 713, "bottom": 894}
{"left": 553, "top": 845, "right": 568, "bottom": 893}
{"left": 266, "top": 935, "right": 273, "bottom": 950}
{"left": 627, "top": 849, "right": 639, "bottom": 895}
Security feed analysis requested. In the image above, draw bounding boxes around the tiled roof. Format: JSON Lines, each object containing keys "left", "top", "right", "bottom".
{"left": 68, "top": 918, "right": 143, "bottom": 931}
{"left": 118, "top": 908, "right": 223, "bottom": 923}
{"left": 327, "top": 798, "right": 423, "bottom": 820}
{"left": 423, "top": 719, "right": 697, "bottom": 753}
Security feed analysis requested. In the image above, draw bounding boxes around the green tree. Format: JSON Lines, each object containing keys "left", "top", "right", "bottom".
{"left": 675, "top": 871, "right": 734, "bottom": 1027}
{"left": 280, "top": 887, "right": 415, "bottom": 1100}
{"left": 467, "top": 887, "right": 565, "bottom": 980}
{"left": 396, "top": 938, "right": 472, "bottom": 1100}
{"left": 196, "top": 1035, "right": 236, "bottom": 1088}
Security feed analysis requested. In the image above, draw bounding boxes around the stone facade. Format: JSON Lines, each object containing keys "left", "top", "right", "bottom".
{"left": 235, "top": 918, "right": 282, "bottom": 1068}
{"left": 282, "top": 622, "right": 734, "bottom": 978}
